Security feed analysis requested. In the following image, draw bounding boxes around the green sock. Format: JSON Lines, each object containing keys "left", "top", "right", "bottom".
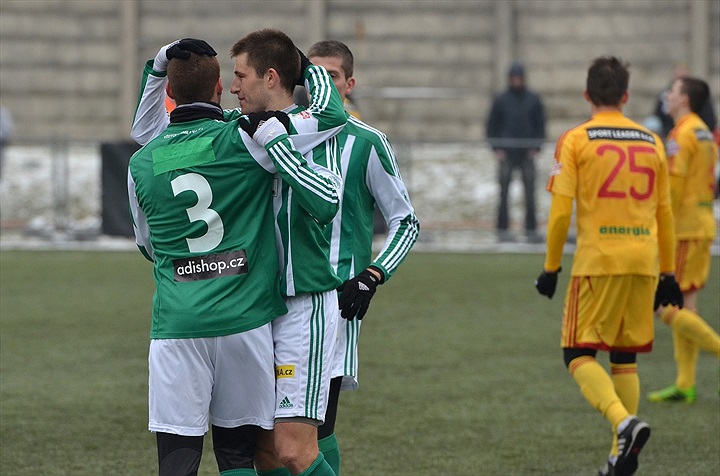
{"left": 318, "top": 433, "right": 341, "bottom": 476}
{"left": 257, "top": 468, "right": 292, "bottom": 476}
{"left": 220, "top": 469, "right": 257, "bottom": 476}
{"left": 297, "top": 453, "right": 335, "bottom": 476}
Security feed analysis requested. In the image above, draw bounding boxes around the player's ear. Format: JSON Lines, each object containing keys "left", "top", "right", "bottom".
{"left": 621, "top": 91, "right": 629, "bottom": 104}
{"left": 345, "top": 76, "right": 356, "bottom": 96}
{"left": 583, "top": 90, "right": 591, "bottom": 103}
{"left": 166, "top": 83, "right": 175, "bottom": 100}
{"left": 265, "top": 68, "right": 279, "bottom": 89}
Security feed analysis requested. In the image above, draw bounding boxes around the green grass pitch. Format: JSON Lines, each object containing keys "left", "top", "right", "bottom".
{"left": 1, "top": 250, "right": 718, "bottom": 475}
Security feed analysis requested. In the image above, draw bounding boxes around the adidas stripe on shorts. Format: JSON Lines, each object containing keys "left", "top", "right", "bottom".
{"left": 273, "top": 290, "right": 339, "bottom": 422}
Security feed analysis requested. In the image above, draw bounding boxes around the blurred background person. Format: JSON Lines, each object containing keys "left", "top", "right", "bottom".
{"left": 486, "top": 61, "right": 546, "bottom": 243}
{"left": 648, "top": 76, "right": 720, "bottom": 404}
{"left": 652, "top": 63, "right": 717, "bottom": 140}
{"left": 0, "top": 106, "right": 14, "bottom": 180}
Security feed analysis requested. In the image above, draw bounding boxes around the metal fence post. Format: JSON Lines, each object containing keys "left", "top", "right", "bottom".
{"left": 51, "top": 139, "right": 69, "bottom": 235}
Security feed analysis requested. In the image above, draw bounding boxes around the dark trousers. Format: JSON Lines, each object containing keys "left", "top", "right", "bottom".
{"left": 497, "top": 151, "right": 537, "bottom": 232}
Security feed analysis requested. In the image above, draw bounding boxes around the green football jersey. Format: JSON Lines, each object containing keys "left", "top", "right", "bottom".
{"left": 227, "top": 66, "right": 347, "bottom": 297}
{"left": 133, "top": 61, "right": 348, "bottom": 298}
{"left": 327, "top": 116, "right": 419, "bottom": 282}
{"left": 272, "top": 105, "right": 343, "bottom": 296}
{"left": 129, "top": 103, "right": 343, "bottom": 339}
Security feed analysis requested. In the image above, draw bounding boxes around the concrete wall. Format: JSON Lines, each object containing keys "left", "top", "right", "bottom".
{"left": 1, "top": 0, "right": 718, "bottom": 143}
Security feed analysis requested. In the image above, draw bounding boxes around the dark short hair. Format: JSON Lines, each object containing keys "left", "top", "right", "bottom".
{"left": 230, "top": 29, "right": 299, "bottom": 94}
{"left": 308, "top": 40, "right": 354, "bottom": 78}
{"left": 678, "top": 76, "right": 710, "bottom": 114}
{"left": 508, "top": 61, "right": 525, "bottom": 77}
{"left": 167, "top": 54, "right": 220, "bottom": 105}
{"left": 586, "top": 56, "right": 629, "bottom": 107}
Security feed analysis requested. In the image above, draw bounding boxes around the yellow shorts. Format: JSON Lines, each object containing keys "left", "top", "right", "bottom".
{"left": 675, "top": 239, "right": 712, "bottom": 293}
{"left": 561, "top": 275, "right": 657, "bottom": 353}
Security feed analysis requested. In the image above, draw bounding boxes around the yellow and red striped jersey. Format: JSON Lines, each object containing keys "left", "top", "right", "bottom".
{"left": 666, "top": 112, "right": 718, "bottom": 240}
{"left": 546, "top": 111, "right": 674, "bottom": 276}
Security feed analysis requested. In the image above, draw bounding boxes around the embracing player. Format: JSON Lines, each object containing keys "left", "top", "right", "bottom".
{"left": 131, "top": 32, "right": 348, "bottom": 476}
{"left": 128, "top": 39, "right": 344, "bottom": 476}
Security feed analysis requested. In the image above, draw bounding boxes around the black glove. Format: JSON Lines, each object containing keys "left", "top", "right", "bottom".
{"left": 167, "top": 38, "right": 217, "bottom": 60}
{"left": 239, "top": 111, "right": 290, "bottom": 137}
{"left": 535, "top": 267, "right": 561, "bottom": 299}
{"left": 654, "top": 274, "right": 684, "bottom": 310}
{"left": 296, "top": 48, "right": 312, "bottom": 86}
{"left": 338, "top": 268, "right": 381, "bottom": 320}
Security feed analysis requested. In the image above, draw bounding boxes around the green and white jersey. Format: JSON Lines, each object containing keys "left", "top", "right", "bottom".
{"left": 274, "top": 103, "right": 343, "bottom": 296}
{"left": 225, "top": 66, "right": 347, "bottom": 296}
{"left": 129, "top": 102, "right": 343, "bottom": 339}
{"left": 239, "top": 103, "right": 344, "bottom": 296}
{"left": 132, "top": 61, "right": 348, "bottom": 298}
{"left": 327, "top": 115, "right": 419, "bottom": 282}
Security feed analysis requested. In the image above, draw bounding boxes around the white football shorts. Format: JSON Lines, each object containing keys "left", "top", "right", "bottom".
{"left": 331, "top": 314, "right": 361, "bottom": 391}
{"left": 148, "top": 324, "right": 275, "bottom": 436}
{"left": 273, "top": 291, "right": 339, "bottom": 423}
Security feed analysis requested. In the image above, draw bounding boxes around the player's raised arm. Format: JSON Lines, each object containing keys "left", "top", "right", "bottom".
{"left": 232, "top": 50, "right": 347, "bottom": 155}
{"left": 130, "top": 60, "right": 169, "bottom": 146}
{"left": 286, "top": 51, "right": 348, "bottom": 150}
{"left": 241, "top": 112, "right": 341, "bottom": 225}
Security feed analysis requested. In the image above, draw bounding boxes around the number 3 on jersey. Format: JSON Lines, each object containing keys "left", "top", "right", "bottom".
{"left": 597, "top": 144, "right": 656, "bottom": 200}
{"left": 171, "top": 173, "right": 224, "bottom": 253}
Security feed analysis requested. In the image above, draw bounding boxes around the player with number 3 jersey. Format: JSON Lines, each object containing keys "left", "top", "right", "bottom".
{"left": 127, "top": 38, "right": 345, "bottom": 476}
{"left": 131, "top": 31, "right": 350, "bottom": 476}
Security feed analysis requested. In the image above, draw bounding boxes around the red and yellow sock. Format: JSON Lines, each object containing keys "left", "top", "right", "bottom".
{"left": 569, "top": 356, "right": 629, "bottom": 431}
{"left": 672, "top": 330, "right": 699, "bottom": 389}
{"left": 610, "top": 362, "right": 639, "bottom": 456}
{"left": 662, "top": 307, "right": 720, "bottom": 358}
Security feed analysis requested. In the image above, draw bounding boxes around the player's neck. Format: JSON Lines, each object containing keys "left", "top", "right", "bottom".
{"left": 267, "top": 92, "right": 295, "bottom": 112}
{"left": 671, "top": 106, "right": 691, "bottom": 123}
{"left": 591, "top": 105, "right": 623, "bottom": 115}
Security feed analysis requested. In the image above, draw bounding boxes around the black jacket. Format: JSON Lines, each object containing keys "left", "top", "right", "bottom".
{"left": 486, "top": 87, "right": 546, "bottom": 153}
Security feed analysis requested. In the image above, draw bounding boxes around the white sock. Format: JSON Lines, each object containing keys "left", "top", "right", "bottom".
{"left": 616, "top": 415, "right": 635, "bottom": 434}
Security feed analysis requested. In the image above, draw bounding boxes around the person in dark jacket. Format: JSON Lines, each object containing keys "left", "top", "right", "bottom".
{"left": 486, "top": 61, "right": 546, "bottom": 243}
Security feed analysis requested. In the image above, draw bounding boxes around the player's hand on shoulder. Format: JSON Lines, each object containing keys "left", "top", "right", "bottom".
{"left": 240, "top": 111, "right": 291, "bottom": 147}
